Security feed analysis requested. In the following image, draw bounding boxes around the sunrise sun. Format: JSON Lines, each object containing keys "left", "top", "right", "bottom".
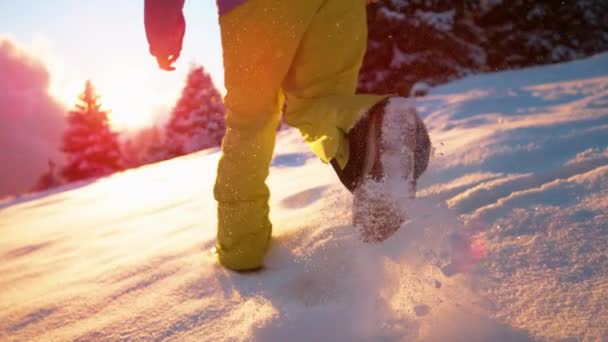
{"left": 51, "top": 74, "right": 173, "bottom": 132}
{"left": 100, "top": 84, "right": 158, "bottom": 131}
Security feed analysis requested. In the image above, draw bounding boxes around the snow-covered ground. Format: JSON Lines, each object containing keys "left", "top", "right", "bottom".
{"left": 1, "top": 54, "right": 607, "bottom": 341}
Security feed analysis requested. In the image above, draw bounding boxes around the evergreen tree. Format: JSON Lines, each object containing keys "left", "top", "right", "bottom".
{"left": 30, "top": 160, "right": 61, "bottom": 192}
{"left": 123, "top": 125, "right": 167, "bottom": 167}
{"left": 476, "top": 1, "right": 608, "bottom": 69}
{"left": 165, "top": 66, "right": 226, "bottom": 157}
{"left": 360, "top": 0, "right": 485, "bottom": 95}
{"left": 142, "top": 125, "right": 169, "bottom": 164}
{"left": 359, "top": 0, "right": 608, "bottom": 95}
{"left": 61, "top": 80, "right": 123, "bottom": 182}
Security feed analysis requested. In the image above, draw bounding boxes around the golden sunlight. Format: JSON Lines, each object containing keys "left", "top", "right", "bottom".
{"left": 99, "top": 83, "right": 158, "bottom": 131}
{"left": 51, "top": 78, "right": 165, "bottom": 132}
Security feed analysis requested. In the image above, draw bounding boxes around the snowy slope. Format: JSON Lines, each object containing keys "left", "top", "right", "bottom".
{"left": 1, "top": 53, "right": 607, "bottom": 341}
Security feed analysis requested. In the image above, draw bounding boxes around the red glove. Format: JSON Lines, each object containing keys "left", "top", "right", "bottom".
{"left": 144, "top": 0, "right": 186, "bottom": 71}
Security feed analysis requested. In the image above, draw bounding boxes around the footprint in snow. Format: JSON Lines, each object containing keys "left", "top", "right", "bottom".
{"left": 280, "top": 185, "right": 329, "bottom": 209}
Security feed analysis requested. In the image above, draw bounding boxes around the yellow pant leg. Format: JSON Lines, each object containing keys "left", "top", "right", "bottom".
{"left": 214, "top": 0, "right": 324, "bottom": 270}
{"left": 282, "top": 0, "right": 388, "bottom": 169}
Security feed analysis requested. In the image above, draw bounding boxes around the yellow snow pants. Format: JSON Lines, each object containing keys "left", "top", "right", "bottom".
{"left": 214, "top": 0, "right": 386, "bottom": 270}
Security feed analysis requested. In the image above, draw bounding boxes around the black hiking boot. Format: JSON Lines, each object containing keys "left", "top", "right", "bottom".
{"left": 330, "top": 97, "right": 432, "bottom": 242}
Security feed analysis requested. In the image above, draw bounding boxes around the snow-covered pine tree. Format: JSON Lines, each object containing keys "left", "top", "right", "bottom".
{"left": 61, "top": 80, "right": 123, "bottom": 182}
{"left": 359, "top": 0, "right": 608, "bottom": 95}
{"left": 30, "top": 160, "right": 61, "bottom": 192}
{"left": 143, "top": 125, "right": 169, "bottom": 164}
{"left": 125, "top": 125, "right": 167, "bottom": 166}
{"left": 476, "top": 1, "right": 608, "bottom": 69}
{"left": 359, "top": 0, "right": 486, "bottom": 95}
{"left": 164, "top": 66, "right": 225, "bottom": 157}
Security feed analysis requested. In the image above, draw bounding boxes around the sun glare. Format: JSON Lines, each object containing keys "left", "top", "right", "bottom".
{"left": 51, "top": 76, "right": 177, "bottom": 133}
{"left": 99, "top": 84, "right": 158, "bottom": 131}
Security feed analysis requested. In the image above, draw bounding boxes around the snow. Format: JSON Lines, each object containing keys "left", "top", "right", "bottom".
{"left": 410, "top": 81, "right": 431, "bottom": 97}
{"left": 415, "top": 10, "right": 455, "bottom": 32}
{"left": 379, "top": 7, "right": 405, "bottom": 22}
{"left": 390, "top": 46, "right": 417, "bottom": 69}
{"left": 1, "top": 53, "right": 607, "bottom": 341}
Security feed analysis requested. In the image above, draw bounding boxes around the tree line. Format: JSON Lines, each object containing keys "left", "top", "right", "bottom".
{"left": 32, "top": 66, "right": 225, "bottom": 191}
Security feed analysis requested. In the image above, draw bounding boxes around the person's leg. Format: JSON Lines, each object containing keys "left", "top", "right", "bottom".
{"left": 282, "top": 0, "right": 432, "bottom": 243}
{"left": 282, "top": 0, "right": 387, "bottom": 169}
{"left": 214, "top": 0, "right": 324, "bottom": 270}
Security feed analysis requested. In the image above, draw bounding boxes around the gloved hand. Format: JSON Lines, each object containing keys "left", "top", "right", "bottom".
{"left": 153, "top": 42, "right": 181, "bottom": 71}
{"left": 144, "top": 0, "right": 186, "bottom": 71}
{"left": 156, "top": 55, "right": 178, "bottom": 71}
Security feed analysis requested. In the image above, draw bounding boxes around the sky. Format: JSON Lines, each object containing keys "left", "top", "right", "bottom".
{"left": 0, "top": 0, "right": 225, "bottom": 131}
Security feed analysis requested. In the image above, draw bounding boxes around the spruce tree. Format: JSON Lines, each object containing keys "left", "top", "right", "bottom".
{"left": 360, "top": 1, "right": 485, "bottom": 95}
{"left": 30, "top": 160, "right": 61, "bottom": 192}
{"left": 477, "top": 1, "right": 608, "bottom": 69}
{"left": 164, "top": 66, "right": 225, "bottom": 157}
{"left": 124, "top": 125, "right": 167, "bottom": 167}
{"left": 61, "top": 80, "right": 123, "bottom": 182}
{"left": 142, "top": 125, "right": 168, "bottom": 164}
{"left": 359, "top": 0, "right": 608, "bottom": 95}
